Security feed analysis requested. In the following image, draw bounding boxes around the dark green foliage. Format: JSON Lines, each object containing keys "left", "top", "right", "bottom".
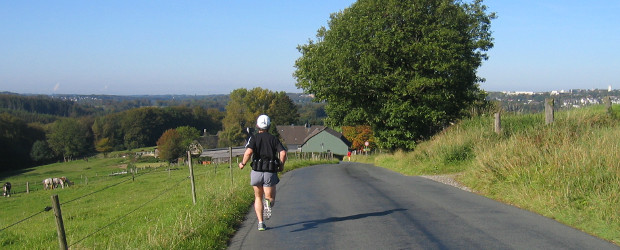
{"left": 295, "top": 0, "right": 495, "bottom": 150}
{"left": 221, "top": 88, "right": 299, "bottom": 146}
{"left": 47, "top": 118, "right": 92, "bottom": 161}
{"left": 0, "top": 113, "right": 46, "bottom": 170}
{"left": 30, "top": 140, "right": 56, "bottom": 163}
{"left": 176, "top": 126, "right": 201, "bottom": 150}
{"left": 297, "top": 102, "right": 327, "bottom": 125}
{"left": 0, "top": 93, "right": 98, "bottom": 118}
{"left": 442, "top": 143, "right": 473, "bottom": 164}
{"left": 92, "top": 106, "right": 221, "bottom": 150}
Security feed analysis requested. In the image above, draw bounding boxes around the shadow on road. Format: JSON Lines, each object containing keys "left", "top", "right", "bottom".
{"left": 271, "top": 208, "right": 408, "bottom": 232}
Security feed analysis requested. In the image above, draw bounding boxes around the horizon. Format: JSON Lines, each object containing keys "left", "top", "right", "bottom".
{"left": 3, "top": 86, "right": 618, "bottom": 98}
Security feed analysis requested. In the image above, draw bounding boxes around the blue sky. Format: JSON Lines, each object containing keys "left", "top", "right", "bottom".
{"left": 1, "top": 1, "right": 618, "bottom": 95}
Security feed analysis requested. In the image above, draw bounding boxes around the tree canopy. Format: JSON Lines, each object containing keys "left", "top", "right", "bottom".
{"left": 156, "top": 129, "right": 184, "bottom": 163}
{"left": 294, "top": 0, "right": 495, "bottom": 150}
{"left": 220, "top": 88, "right": 298, "bottom": 146}
{"left": 47, "top": 118, "right": 92, "bottom": 161}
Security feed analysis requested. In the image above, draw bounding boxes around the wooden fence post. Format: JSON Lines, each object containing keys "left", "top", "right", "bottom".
{"left": 494, "top": 112, "right": 502, "bottom": 134}
{"left": 26, "top": 182, "right": 29, "bottom": 193}
{"left": 229, "top": 147, "right": 234, "bottom": 186}
{"left": 51, "top": 194, "right": 68, "bottom": 250}
{"left": 188, "top": 151, "right": 197, "bottom": 205}
{"left": 545, "top": 98, "right": 554, "bottom": 125}
{"left": 604, "top": 96, "right": 612, "bottom": 114}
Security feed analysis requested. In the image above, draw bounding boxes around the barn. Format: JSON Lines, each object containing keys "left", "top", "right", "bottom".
{"left": 277, "top": 124, "right": 325, "bottom": 152}
{"left": 300, "top": 127, "right": 351, "bottom": 156}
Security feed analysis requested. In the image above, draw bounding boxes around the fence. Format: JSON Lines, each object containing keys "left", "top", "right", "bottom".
{"left": 0, "top": 148, "right": 334, "bottom": 249}
{"left": 0, "top": 149, "right": 236, "bottom": 249}
{"left": 493, "top": 97, "right": 615, "bottom": 134}
{"left": 4, "top": 164, "right": 169, "bottom": 195}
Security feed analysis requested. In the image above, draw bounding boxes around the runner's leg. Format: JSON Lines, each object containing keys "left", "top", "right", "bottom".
{"left": 253, "top": 186, "right": 265, "bottom": 222}
{"left": 264, "top": 185, "right": 276, "bottom": 206}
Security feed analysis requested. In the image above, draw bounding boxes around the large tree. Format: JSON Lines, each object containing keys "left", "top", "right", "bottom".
{"left": 220, "top": 88, "right": 298, "bottom": 146}
{"left": 156, "top": 129, "right": 184, "bottom": 163}
{"left": 47, "top": 118, "right": 92, "bottom": 161}
{"left": 294, "top": 0, "right": 495, "bottom": 150}
{"left": 176, "top": 126, "right": 201, "bottom": 150}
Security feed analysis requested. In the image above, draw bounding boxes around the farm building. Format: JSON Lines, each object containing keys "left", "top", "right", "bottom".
{"left": 277, "top": 124, "right": 325, "bottom": 152}
{"left": 299, "top": 127, "right": 351, "bottom": 156}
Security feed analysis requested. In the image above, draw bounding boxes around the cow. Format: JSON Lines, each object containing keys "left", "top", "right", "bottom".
{"left": 2, "top": 182, "right": 10, "bottom": 197}
{"left": 61, "top": 176, "right": 72, "bottom": 187}
{"left": 43, "top": 178, "right": 54, "bottom": 190}
{"left": 52, "top": 177, "right": 72, "bottom": 189}
{"left": 52, "top": 177, "right": 62, "bottom": 189}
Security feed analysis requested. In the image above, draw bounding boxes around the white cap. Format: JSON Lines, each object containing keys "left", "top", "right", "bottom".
{"left": 256, "top": 115, "right": 271, "bottom": 129}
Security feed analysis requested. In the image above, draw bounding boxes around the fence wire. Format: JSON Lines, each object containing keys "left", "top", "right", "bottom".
{"left": 1, "top": 153, "right": 239, "bottom": 247}
{"left": 0, "top": 167, "right": 159, "bottom": 233}
{"left": 68, "top": 175, "right": 189, "bottom": 247}
{"left": 0, "top": 206, "right": 52, "bottom": 232}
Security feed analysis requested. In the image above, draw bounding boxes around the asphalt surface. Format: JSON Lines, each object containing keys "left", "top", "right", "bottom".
{"left": 228, "top": 162, "right": 618, "bottom": 250}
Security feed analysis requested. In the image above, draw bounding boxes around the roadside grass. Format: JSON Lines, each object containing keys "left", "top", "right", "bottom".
{"left": 0, "top": 153, "right": 337, "bottom": 249}
{"left": 356, "top": 104, "right": 619, "bottom": 245}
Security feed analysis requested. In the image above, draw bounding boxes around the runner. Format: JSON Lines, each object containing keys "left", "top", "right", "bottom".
{"left": 238, "top": 115, "right": 287, "bottom": 231}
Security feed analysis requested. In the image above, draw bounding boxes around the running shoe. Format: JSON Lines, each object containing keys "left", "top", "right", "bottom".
{"left": 263, "top": 199, "right": 272, "bottom": 220}
{"left": 258, "top": 222, "right": 266, "bottom": 231}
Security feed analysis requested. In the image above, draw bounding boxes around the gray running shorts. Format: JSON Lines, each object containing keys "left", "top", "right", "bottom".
{"left": 250, "top": 170, "right": 280, "bottom": 187}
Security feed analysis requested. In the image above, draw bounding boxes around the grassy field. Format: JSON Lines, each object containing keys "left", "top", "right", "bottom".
{"left": 0, "top": 152, "right": 337, "bottom": 249}
{"left": 2, "top": 105, "right": 618, "bottom": 248}
{"left": 354, "top": 104, "right": 619, "bottom": 245}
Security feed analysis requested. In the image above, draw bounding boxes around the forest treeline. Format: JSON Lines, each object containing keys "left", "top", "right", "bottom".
{"left": 0, "top": 91, "right": 326, "bottom": 172}
{"left": 0, "top": 93, "right": 100, "bottom": 122}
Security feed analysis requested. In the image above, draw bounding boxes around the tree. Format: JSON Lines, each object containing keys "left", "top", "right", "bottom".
{"left": 92, "top": 113, "right": 124, "bottom": 151}
{"left": 94, "top": 137, "right": 114, "bottom": 156}
{"left": 268, "top": 92, "right": 299, "bottom": 126}
{"left": 342, "top": 125, "right": 375, "bottom": 151}
{"left": 220, "top": 88, "right": 298, "bottom": 146}
{"left": 156, "top": 129, "right": 184, "bottom": 163}
{"left": 121, "top": 107, "right": 165, "bottom": 149}
{"left": 176, "top": 126, "right": 200, "bottom": 150}
{"left": 47, "top": 118, "right": 91, "bottom": 161}
{"left": 0, "top": 113, "right": 45, "bottom": 170}
{"left": 294, "top": 0, "right": 495, "bottom": 150}
{"left": 30, "top": 140, "right": 56, "bottom": 163}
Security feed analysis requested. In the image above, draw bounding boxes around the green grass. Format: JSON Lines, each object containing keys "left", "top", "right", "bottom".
{"left": 355, "top": 104, "right": 620, "bottom": 245}
{"left": 0, "top": 153, "right": 337, "bottom": 249}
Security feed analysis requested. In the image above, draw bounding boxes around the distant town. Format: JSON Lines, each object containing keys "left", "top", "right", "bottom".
{"left": 487, "top": 86, "right": 619, "bottom": 113}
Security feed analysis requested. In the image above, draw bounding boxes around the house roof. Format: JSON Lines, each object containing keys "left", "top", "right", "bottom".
{"left": 302, "top": 127, "right": 351, "bottom": 147}
{"left": 276, "top": 125, "right": 325, "bottom": 146}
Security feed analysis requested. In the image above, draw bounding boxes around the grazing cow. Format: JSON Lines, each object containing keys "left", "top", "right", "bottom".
{"left": 52, "top": 177, "right": 63, "bottom": 189}
{"left": 52, "top": 177, "right": 72, "bottom": 189}
{"left": 2, "top": 182, "right": 10, "bottom": 197}
{"left": 43, "top": 178, "right": 54, "bottom": 190}
{"left": 60, "top": 176, "right": 72, "bottom": 187}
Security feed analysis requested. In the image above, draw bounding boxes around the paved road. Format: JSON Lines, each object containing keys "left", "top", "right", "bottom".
{"left": 228, "top": 162, "right": 618, "bottom": 250}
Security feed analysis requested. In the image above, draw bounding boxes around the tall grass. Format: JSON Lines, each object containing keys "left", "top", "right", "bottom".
{"left": 360, "top": 105, "right": 619, "bottom": 244}
{"left": 463, "top": 107, "right": 619, "bottom": 243}
{"left": 0, "top": 154, "right": 337, "bottom": 249}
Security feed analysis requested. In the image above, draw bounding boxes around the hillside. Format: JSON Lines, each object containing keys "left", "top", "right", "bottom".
{"left": 359, "top": 104, "right": 619, "bottom": 245}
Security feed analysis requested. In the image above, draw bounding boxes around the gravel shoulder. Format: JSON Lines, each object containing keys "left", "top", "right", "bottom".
{"left": 419, "top": 174, "right": 473, "bottom": 192}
